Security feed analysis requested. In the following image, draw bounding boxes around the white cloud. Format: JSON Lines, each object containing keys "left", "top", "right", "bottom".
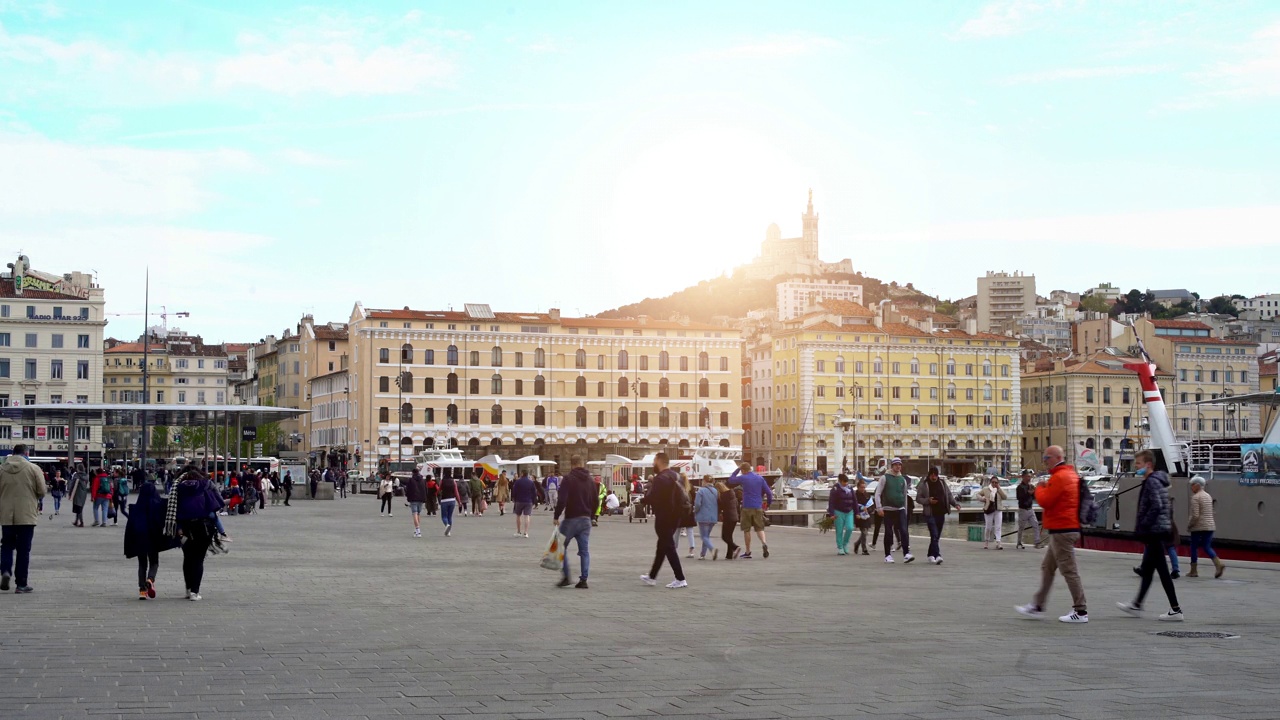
{"left": 0, "top": 128, "right": 255, "bottom": 218}
{"left": 1002, "top": 64, "right": 1169, "bottom": 84}
{"left": 1189, "top": 21, "right": 1280, "bottom": 100}
{"left": 213, "top": 36, "right": 453, "bottom": 96}
{"left": 276, "top": 148, "right": 342, "bottom": 167}
{"left": 700, "top": 33, "right": 841, "bottom": 60}
{"left": 956, "top": 0, "right": 1069, "bottom": 39}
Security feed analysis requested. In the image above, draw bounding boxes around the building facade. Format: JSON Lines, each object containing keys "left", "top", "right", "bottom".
{"left": 1235, "top": 293, "right": 1280, "bottom": 321}
{"left": 745, "top": 335, "right": 774, "bottom": 467}
{"left": 0, "top": 255, "right": 105, "bottom": 462}
{"left": 775, "top": 280, "right": 864, "bottom": 321}
{"left": 346, "top": 303, "right": 743, "bottom": 475}
{"left": 1020, "top": 351, "right": 1168, "bottom": 473}
{"left": 976, "top": 270, "right": 1036, "bottom": 334}
{"left": 761, "top": 300, "right": 1022, "bottom": 477}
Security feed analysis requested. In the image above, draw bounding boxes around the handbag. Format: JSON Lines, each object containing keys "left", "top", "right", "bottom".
{"left": 540, "top": 528, "right": 566, "bottom": 571}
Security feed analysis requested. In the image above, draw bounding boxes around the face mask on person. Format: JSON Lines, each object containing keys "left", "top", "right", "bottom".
{"left": 1136, "top": 468, "right": 1148, "bottom": 477}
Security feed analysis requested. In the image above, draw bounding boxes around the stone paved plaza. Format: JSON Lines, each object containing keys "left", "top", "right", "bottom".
{"left": 2, "top": 494, "right": 1279, "bottom": 720}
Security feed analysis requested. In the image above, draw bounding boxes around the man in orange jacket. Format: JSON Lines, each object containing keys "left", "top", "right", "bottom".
{"left": 1016, "top": 445, "right": 1088, "bottom": 623}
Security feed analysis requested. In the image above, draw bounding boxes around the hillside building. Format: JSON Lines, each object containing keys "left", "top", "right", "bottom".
{"left": 741, "top": 191, "right": 853, "bottom": 280}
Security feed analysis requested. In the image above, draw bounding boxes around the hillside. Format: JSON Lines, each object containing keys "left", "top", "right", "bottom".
{"left": 595, "top": 270, "right": 937, "bottom": 323}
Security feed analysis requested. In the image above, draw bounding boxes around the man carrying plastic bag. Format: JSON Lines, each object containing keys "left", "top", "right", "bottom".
{"left": 550, "top": 455, "right": 596, "bottom": 589}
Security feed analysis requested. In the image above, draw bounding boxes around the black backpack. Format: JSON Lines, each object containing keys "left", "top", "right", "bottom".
{"left": 1077, "top": 477, "right": 1099, "bottom": 527}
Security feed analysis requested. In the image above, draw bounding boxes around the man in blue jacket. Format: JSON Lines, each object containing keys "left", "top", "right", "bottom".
{"left": 728, "top": 463, "right": 773, "bottom": 559}
{"left": 511, "top": 471, "right": 537, "bottom": 538}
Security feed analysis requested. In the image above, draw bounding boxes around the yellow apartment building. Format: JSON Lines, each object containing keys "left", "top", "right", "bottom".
{"left": 1020, "top": 350, "right": 1172, "bottom": 473}
{"left": 345, "top": 303, "right": 742, "bottom": 474}
{"left": 763, "top": 300, "right": 1022, "bottom": 477}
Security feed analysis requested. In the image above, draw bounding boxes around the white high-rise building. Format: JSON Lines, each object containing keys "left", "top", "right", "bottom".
{"left": 0, "top": 255, "right": 106, "bottom": 463}
{"left": 977, "top": 271, "right": 1037, "bottom": 334}
{"left": 775, "top": 280, "right": 864, "bottom": 321}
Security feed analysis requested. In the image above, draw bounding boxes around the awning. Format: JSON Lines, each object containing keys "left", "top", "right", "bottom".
{"left": 0, "top": 403, "right": 309, "bottom": 427}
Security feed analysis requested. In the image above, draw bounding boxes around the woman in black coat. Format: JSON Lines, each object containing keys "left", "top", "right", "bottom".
{"left": 124, "top": 478, "right": 181, "bottom": 600}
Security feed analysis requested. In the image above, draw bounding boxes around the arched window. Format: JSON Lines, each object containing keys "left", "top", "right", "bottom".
{"left": 491, "top": 374, "right": 502, "bottom": 395}
{"left": 534, "top": 348, "right": 546, "bottom": 368}
{"left": 534, "top": 406, "right": 546, "bottom": 426}
{"left": 873, "top": 357, "right": 883, "bottom": 374}
{"left": 947, "top": 411, "right": 957, "bottom": 426}
{"left": 575, "top": 376, "right": 586, "bottom": 396}
{"left": 398, "top": 370, "right": 413, "bottom": 393}
{"left": 719, "top": 411, "right": 729, "bottom": 427}
{"left": 719, "top": 382, "right": 729, "bottom": 397}
{"left": 575, "top": 349, "right": 586, "bottom": 369}
{"left": 1103, "top": 438, "right": 1113, "bottom": 450}
{"left": 617, "top": 350, "right": 628, "bottom": 370}
{"left": 698, "top": 378, "right": 709, "bottom": 397}
{"left": 698, "top": 352, "right": 709, "bottom": 371}
{"left": 618, "top": 406, "right": 629, "bottom": 427}
{"left": 469, "top": 350, "right": 480, "bottom": 366}
{"left": 534, "top": 375, "right": 546, "bottom": 395}
{"left": 909, "top": 382, "right": 920, "bottom": 399}
{"left": 835, "top": 356, "right": 845, "bottom": 373}
{"left": 400, "top": 402, "right": 413, "bottom": 423}
{"left": 1085, "top": 438, "right": 1096, "bottom": 449}
{"left": 659, "top": 407, "right": 670, "bottom": 427}
{"left": 446, "top": 373, "right": 458, "bottom": 394}
{"left": 618, "top": 376, "right": 629, "bottom": 396}
{"left": 491, "top": 404, "right": 503, "bottom": 425}
{"left": 401, "top": 343, "right": 413, "bottom": 364}
{"left": 659, "top": 351, "right": 669, "bottom": 371}
{"left": 446, "top": 403, "right": 458, "bottom": 424}
{"left": 984, "top": 411, "right": 993, "bottom": 426}
{"left": 575, "top": 406, "right": 587, "bottom": 428}
{"left": 468, "top": 408, "right": 480, "bottom": 425}
{"left": 699, "top": 407, "right": 711, "bottom": 428}
{"left": 491, "top": 347, "right": 502, "bottom": 367}
{"left": 946, "top": 359, "right": 956, "bottom": 376}
{"left": 659, "top": 378, "right": 670, "bottom": 397}
{"left": 446, "top": 345, "right": 458, "bottom": 366}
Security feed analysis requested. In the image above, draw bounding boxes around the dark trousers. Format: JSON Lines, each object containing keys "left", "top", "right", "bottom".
{"left": 882, "top": 509, "right": 909, "bottom": 556}
{"left": 179, "top": 520, "right": 212, "bottom": 594}
{"left": 0, "top": 524, "right": 35, "bottom": 585}
{"left": 649, "top": 521, "right": 685, "bottom": 581}
{"left": 113, "top": 495, "right": 129, "bottom": 522}
{"left": 925, "top": 513, "right": 946, "bottom": 558}
{"left": 720, "top": 520, "right": 739, "bottom": 557}
{"left": 1136, "top": 537, "right": 1180, "bottom": 610}
{"left": 137, "top": 552, "right": 159, "bottom": 590}
{"left": 872, "top": 512, "right": 883, "bottom": 547}
{"left": 258, "top": 490, "right": 265, "bottom": 509}
{"left": 853, "top": 524, "right": 869, "bottom": 553}
{"left": 283, "top": 486, "right": 292, "bottom": 505}
{"left": 380, "top": 494, "right": 393, "bottom": 513}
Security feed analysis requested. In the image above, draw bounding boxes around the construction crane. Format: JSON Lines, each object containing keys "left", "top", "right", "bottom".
{"left": 104, "top": 306, "right": 190, "bottom": 335}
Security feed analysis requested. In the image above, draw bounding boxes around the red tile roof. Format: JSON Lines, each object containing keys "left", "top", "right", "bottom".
{"left": 818, "top": 299, "right": 875, "bottom": 318}
{"left": 897, "top": 307, "right": 959, "bottom": 325}
{"left": 0, "top": 283, "right": 90, "bottom": 300}
{"left": 224, "top": 343, "right": 251, "bottom": 352}
{"left": 1152, "top": 319, "right": 1212, "bottom": 330}
{"left": 562, "top": 317, "right": 729, "bottom": 332}
{"left": 105, "top": 342, "right": 147, "bottom": 354}
{"left": 877, "top": 322, "right": 932, "bottom": 337}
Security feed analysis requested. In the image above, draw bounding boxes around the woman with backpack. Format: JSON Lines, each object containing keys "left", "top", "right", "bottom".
{"left": 91, "top": 469, "right": 113, "bottom": 527}
{"left": 124, "top": 478, "right": 180, "bottom": 600}
{"left": 675, "top": 473, "right": 697, "bottom": 559}
{"left": 111, "top": 469, "right": 132, "bottom": 525}
{"left": 693, "top": 476, "right": 720, "bottom": 560}
{"left": 171, "top": 465, "right": 225, "bottom": 600}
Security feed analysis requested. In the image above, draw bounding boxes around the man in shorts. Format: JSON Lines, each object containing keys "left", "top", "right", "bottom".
{"left": 728, "top": 462, "right": 773, "bottom": 559}
{"left": 511, "top": 471, "right": 537, "bottom": 538}
{"left": 404, "top": 469, "right": 427, "bottom": 538}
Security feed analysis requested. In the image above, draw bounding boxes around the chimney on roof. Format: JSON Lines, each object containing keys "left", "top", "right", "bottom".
{"left": 548, "top": 308, "right": 561, "bottom": 321}
{"left": 965, "top": 318, "right": 978, "bottom": 335}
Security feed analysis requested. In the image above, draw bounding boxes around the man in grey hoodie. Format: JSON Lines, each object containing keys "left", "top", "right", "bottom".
{"left": 0, "top": 444, "right": 47, "bottom": 593}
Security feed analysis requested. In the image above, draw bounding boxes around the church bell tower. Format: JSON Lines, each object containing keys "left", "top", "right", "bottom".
{"left": 801, "top": 188, "right": 819, "bottom": 259}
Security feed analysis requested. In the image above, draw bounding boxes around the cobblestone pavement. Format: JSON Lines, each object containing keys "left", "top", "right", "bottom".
{"left": 2, "top": 495, "right": 1278, "bottom": 719}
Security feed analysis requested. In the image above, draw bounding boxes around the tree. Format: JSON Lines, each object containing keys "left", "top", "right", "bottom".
{"left": 1206, "top": 295, "right": 1240, "bottom": 317}
{"left": 935, "top": 301, "right": 959, "bottom": 317}
{"left": 1079, "top": 295, "right": 1111, "bottom": 314}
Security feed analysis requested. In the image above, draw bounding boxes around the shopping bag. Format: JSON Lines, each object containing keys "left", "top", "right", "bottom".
{"left": 540, "top": 528, "right": 566, "bottom": 571}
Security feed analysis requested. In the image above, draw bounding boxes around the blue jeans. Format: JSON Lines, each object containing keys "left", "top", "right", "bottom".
{"left": 925, "top": 513, "right": 946, "bottom": 558}
{"left": 93, "top": 498, "right": 109, "bottom": 524}
{"left": 210, "top": 512, "right": 225, "bottom": 536}
{"left": 440, "top": 499, "right": 456, "bottom": 526}
{"left": 698, "top": 522, "right": 717, "bottom": 557}
{"left": 1167, "top": 544, "right": 1180, "bottom": 573}
{"left": 559, "top": 516, "right": 591, "bottom": 580}
{"left": 51, "top": 495, "right": 62, "bottom": 514}
{"left": 1189, "top": 531, "right": 1217, "bottom": 562}
{"left": 1, "top": 524, "right": 35, "bottom": 585}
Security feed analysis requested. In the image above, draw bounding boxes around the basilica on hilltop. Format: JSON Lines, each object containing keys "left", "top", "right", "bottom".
{"left": 740, "top": 190, "right": 854, "bottom": 280}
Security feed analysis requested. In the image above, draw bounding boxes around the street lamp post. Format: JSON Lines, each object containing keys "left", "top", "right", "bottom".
{"left": 395, "top": 359, "right": 404, "bottom": 470}
{"left": 631, "top": 378, "right": 640, "bottom": 447}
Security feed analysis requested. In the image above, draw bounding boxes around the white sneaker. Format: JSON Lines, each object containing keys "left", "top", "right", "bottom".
{"left": 523, "top": 533, "right": 529, "bottom": 538}
{"left": 380, "top": 512, "right": 385, "bottom": 516}
{"left": 666, "top": 580, "right": 688, "bottom": 589}
{"left": 1159, "top": 610, "right": 1185, "bottom": 622}
{"left": 935, "top": 556, "right": 944, "bottom": 565}
{"left": 884, "top": 556, "right": 895, "bottom": 564}
{"left": 903, "top": 553, "right": 915, "bottom": 564}
{"left": 445, "top": 525, "right": 452, "bottom": 536}
{"left": 1015, "top": 604, "right": 1045, "bottom": 620}
{"left": 698, "top": 556, "right": 706, "bottom": 561}
{"left": 188, "top": 593, "right": 202, "bottom": 601}
{"left": 927, "top": 556, "right": 937, "bottom": 564}
{"left": 640, "top": 575, "right": 656, "bottom": 586}
{"left": 514, "top": 532, "right": 524, "bottom": 537}
{"left": 1117, "top": 601, "right": 1143, "bottom": 617}
{"left": 1059, "top": 611, "right": 1088, "bottom": 623}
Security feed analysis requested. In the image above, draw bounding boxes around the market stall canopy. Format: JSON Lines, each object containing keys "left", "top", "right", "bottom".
{"left": 0, "top": 403, "right": 309, "bottom": 427}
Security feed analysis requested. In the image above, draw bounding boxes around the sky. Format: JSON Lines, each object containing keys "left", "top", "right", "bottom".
{"left": 1, "top": 0, "right": 1278, "bottom": 343}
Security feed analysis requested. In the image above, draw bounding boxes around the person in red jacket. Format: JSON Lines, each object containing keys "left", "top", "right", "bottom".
{"left": 1016, "top": 445, "right": 1088, "bottom": 624}
{"left": 90, "top": 470, "right": 113, "bottom": 527}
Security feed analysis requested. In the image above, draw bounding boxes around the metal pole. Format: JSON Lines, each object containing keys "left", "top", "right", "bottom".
{"left": 141, "top": 267, "right": 150, "bottom": 473}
